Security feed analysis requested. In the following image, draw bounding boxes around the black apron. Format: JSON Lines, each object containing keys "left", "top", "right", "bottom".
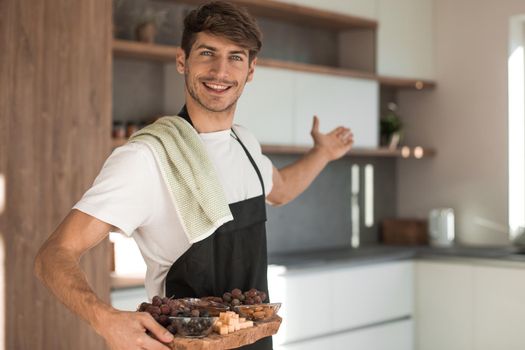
{"left": 164, "top": 107, "right": 273, "bottom": 350}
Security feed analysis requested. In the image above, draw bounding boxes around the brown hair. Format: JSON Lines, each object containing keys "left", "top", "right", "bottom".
{"left": 181, "top": 1, "right": 262, "bottom": 63}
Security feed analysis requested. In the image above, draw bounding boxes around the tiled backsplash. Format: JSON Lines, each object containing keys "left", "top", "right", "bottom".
{"left": 266, "top": 154, "right": 397, "bottom": 255}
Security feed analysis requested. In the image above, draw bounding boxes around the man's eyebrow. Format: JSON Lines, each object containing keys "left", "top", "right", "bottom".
{"left": 229, "top": 50, "right": 248, "bottom": 56}
{"left": 195, "top": 44, "right": 248, "bottom": 56}
{"left": 195, "top": 44, "right": 217, "bottom": 51}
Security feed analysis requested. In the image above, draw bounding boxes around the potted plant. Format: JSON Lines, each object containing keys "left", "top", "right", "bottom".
{"left": 380, "top": 102, "right": 403, "bottom": 149}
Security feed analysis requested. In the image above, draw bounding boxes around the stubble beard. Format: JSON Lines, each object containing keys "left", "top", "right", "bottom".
{"left": 184, "top": 69, "right": 248, "bottom": 114}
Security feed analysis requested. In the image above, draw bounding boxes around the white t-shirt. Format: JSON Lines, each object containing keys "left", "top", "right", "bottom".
{"left": 73, "top": 125, "right": 274, "bottom": 298}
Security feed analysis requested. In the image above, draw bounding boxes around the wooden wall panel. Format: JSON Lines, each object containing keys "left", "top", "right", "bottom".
{"left": 0, "top": 0, "right": 112, "bottom": 349}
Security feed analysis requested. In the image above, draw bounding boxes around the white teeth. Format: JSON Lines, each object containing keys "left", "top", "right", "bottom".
{"left": 204, "top": 82, "right": 229, "bottom": 91}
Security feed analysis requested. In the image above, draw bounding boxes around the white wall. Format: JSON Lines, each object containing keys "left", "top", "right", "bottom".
{"left": 397, "top": 0, "right": 525, "bottom": 245}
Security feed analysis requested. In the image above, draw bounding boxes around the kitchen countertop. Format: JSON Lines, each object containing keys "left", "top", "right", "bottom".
{"left": 268, "top": 244, "right": 525, "bottom": 271}
{"left": 111, "top": 244, "right": 525, "bottom": 289}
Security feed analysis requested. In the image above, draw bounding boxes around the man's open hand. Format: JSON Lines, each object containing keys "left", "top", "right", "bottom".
{"left": 310, "top": 115, "right": 354, "bottom": 161}
{"left": 97, "top": 310, "right": 174, "bottom": 350}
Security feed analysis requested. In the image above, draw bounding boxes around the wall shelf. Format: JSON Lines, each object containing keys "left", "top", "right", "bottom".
{"left": 162, "top": 0, "right": 378, "bottom": 30}
{"left": 112, "top": 138, "right": 435, "bottom": 159}
{"left": 113, "top": 39, "right": 436, "bottom": 90}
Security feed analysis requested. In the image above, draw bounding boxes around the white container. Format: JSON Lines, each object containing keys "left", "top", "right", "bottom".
{"left": 429, "top": 208, "right": 455, "bottom": 246}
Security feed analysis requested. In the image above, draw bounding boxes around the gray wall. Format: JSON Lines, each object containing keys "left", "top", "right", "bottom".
{"left": 266, "top": 154, "right": 397, "bottom": 255}
{"left": 397, "top": 0, "right": 525, "bottom": 246}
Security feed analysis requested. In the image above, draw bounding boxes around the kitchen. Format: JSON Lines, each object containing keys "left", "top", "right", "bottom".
{"left": 2, "top": 0, "right": 525, "bottom": 349}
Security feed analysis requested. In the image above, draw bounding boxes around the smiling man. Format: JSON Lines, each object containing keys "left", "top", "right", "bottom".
{"left": 34, "top": 2, "right": 353, "bottom": 350}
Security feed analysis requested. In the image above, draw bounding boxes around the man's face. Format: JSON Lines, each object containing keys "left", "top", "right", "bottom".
{"left": 176, "top": 32, "right": 256, "bottom": 113}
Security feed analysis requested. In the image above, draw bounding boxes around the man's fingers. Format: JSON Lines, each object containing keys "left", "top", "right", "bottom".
{"left": 332, "top": 127, "right": 349, "bottom": 137}
{"left": 140, "top": 313, "right": 173, "bottom": 344}
{"left": 311, "top": 115, "right": 319, "bottom": 134}
{"left": 139, "top": 334, "right": 172, "bottom": 350}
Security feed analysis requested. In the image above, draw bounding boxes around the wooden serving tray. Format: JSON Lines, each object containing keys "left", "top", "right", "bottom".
{"left": 170, "top": 316, "right": 282, "bottom": 350}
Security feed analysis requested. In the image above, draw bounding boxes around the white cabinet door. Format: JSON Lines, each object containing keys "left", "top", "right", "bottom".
{"left": 415, "top": 261, "right": 474, "bottom": 350}
{"left": 473, "top": 265, "right": 525, "bottom": 350}
{"left": 376, "top": 0, "right": 434, "bottom": 80}
{"left": 273, "top": 268, "right": 337, "bottom": 344}
{"left": 111, "top": 287, "right": 148, "bottom": 311}
{"left": 235, "top": 66, "right": 295, "bottom": 145}
{"left": 293, "top": 72, "right": 379, "bottom": 148}
{"left": 332, "top": 319, "right": 414, "bottom": 350}
{"left": 275, "top": 0, "right": 377, "bottom": 20}
{"left": 276, "top": 336, "right": 333, "bottom": 350}
{"left": 332, "top": 261, "right": 413, "bottom": 332}
{"left": 269, "top": 261, "right": 413, "bottom": 346}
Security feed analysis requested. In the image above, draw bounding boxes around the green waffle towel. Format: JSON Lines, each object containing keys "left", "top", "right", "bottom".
{"left": 128, "top": 116, "right": 233, "bottom": 243}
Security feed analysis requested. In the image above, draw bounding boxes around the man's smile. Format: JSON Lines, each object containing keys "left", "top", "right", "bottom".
{"left": 202, "top": 81, "right": 233, "bottom": 94}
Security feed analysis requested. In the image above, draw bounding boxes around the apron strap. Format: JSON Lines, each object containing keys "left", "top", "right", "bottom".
{"left": 230, "top": 129, "right": 266, "bottom": 197}
{"left": 177, "top": 105, "right": 266, "bottom": 197}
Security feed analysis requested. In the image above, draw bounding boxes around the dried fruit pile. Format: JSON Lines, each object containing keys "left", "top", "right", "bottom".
{"left": 137, "top": 288, "right": 272, "bottom": 337}
{"left": 220, "top": 288, "right": 268, "bottom": 306}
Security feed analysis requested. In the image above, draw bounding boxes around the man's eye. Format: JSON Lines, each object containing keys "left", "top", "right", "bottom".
{"left": 201, "top": 51, "right": 213, "bottom": 56}
{"left": 230, "top": 55, "right": 243, "bottom": 61}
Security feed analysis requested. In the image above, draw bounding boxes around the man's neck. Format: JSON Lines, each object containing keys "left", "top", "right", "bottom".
{"left": 185, "top": 99, "right": 235, "bottom": 133}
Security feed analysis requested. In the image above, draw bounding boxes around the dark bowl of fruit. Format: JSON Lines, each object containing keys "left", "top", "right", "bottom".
{"left": 179, "top": 298, "right": 230, "bottom": 317}
{"left": 168, "top": 316, "right": 218, "bottom": 338}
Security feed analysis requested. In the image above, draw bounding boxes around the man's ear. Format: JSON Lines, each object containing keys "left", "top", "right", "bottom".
{"left": 175, "top": 47, "right": 186, "bottom": 74}
{"left": 246, "top": 57, "right": 257, "bottom": 83}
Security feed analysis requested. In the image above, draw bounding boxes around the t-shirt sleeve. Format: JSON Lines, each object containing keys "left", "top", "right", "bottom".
{"left": 73, "top": 142, "right": 155, "bottom": 236}
{"left": 232, "top": 124, "right": 274, "bottom": 195}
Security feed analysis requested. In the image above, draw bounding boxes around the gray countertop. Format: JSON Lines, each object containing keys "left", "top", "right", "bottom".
{"left": 268, "top": 244, "right": 525, "bottom": 271}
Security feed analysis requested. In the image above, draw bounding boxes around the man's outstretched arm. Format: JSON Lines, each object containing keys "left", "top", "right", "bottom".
{"left": 267, "top": 116, "right": 354, "bottom": 206}
{"left": 34, "top": 209, "right": 174, "bottom": 350}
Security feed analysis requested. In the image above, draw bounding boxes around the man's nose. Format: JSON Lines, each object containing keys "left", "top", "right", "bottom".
{"left": 209, "top": 57, "right": 229, "bottom": 80}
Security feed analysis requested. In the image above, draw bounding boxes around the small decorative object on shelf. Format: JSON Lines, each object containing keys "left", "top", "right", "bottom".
{"left": 132, "top": 7, "right": 168, "bottom": 43}
{"left": 112, "top": 121, "right": 126, "bottom": 139}
{"left": 380, "top": 102, "right": 403, "bottom": 150}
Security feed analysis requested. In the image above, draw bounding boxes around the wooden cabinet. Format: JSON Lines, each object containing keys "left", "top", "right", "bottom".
{"left": 416, "top": 260, "right": 525, "bottom": 350}
{"left": 268, "top": 261, "right": 413, "bottom": 347}
{"left": 376, "top": 0, "right": 434, "bottom": 80}
{"left": 275, "top": 0, "right": 378, "bottom": 20}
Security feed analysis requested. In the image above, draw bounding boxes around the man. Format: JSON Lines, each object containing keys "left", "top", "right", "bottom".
{"left": 34, "top": 1, "right": 354, "bottom": 350}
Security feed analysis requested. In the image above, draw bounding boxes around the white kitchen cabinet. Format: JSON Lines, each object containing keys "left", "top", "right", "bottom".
{"left": 473, "top": 265, "right": 525, "bottom": 350}
{"left": 331, "top": 261, "right": 413, "bottom": 332}
{"left": 293, "top": 72, "right": 379, "bottom": 148}
{"left": 111, "top": 286, "right": 148, "bottom": 311}
{"left": 376, "top": 0, "right": 434, "bottom": 80}
{"left": 276, "top": 336, "right": 333, "bottom": 350}
{"left": 268, "top": 261, "right": 413, "bottom": 346}
{"left": 270, "top": 267, "right": 337, "bottom": 343}
{"left": 415, "top": 261, "right": 474, "bottom": 350}
{"left": 332, "top": 319, "right": 414, "bottom": 350}
{"left": 235, "top": 66, "right": 295, "bottom": 145}
{"left": 236, "top": 68, "right": 379, "bottom": 148}
{"left": 275, "top": 0, "right": 377, "bottom": 20}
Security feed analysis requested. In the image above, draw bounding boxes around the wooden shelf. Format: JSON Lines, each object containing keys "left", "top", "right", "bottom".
{"left": 164, "top": 0, "right": 377, "bottom": 30}
{"left": 113, "top": 39, "right": 179, "bottom": 62}
{"left": 112, "top": 40, "right": 436, "bottom": 90}
{"left": 261, "top": 144, "right": 435, "bottom": 159}
{"left": 112, "top": 138, "right": 435, "bottom": 159}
